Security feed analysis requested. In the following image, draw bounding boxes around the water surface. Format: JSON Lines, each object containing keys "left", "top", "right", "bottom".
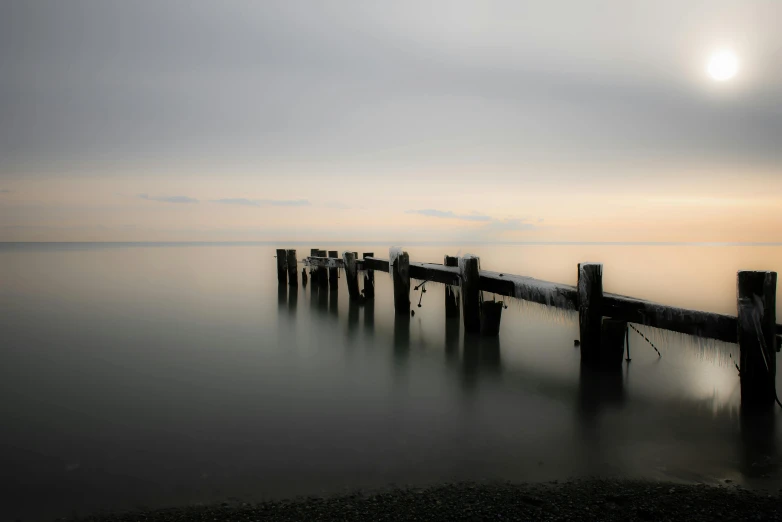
{"left": 1, "top": 242, "right": 781, "bottom": 521}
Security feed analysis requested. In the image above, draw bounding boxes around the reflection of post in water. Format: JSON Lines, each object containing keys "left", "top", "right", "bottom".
{"left": 329, "top": 285, "right": 339, "bottom": 318}
{"left": 479, "top": 335, "right": 502, "bottom": 373}
{"left": 277, "top": 283, "right": 287, "bottom": 308}
{"left": 393, "top": 315, "right": 410, "bottom": 365}
{"left": 363, "top": 298, "right": 375, "bottom": 333}
{"left": 317, "top": 277, "right": 329, "bottom": 312}
{"left": 445, "top": 317, "right": 460, "bottom": 364}
{"left": 576, "top": 360, "right": 625, "bottom": 431}
{"left": 288, "top": 283, "right": 298, "bottom": 313}
{"left": 460, "top": 332, "right": 480, "bottom": 391}
{"left": 347, "top": 301, "right": 360, "bottom": 337}
{"left": 309, "top": 273, "right": 320, "bottom": 315}
{"left": 460, "top": 332, "right": 502, "bottom": 391}
{"left": 739, "top": 411, "right": 777, "bottom": 480}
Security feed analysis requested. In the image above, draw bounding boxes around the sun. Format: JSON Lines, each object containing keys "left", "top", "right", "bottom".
{"left": 707, "top": 50, "right": 738, "bottom": 82}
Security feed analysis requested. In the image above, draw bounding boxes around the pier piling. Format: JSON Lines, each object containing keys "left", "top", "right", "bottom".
{"left": 460, "top": 256, "right": 482, "bottom": 334}
{"left": 444, "top": 255, "right": 460, "bottom": 318}
{"left": 738, "top": 271, "right": 777, "bottom": 410}
{"left": 578, "top": 263, "right": 604, "bottom": 364}
{"left": 363, "top": 253, "right": 375, "bottom": 300}
{"left": 286, "top": 249, "right": 298, "bottom": 286}
{"left": 276, "top": 249, "right": 287, "bottom": 285}
{"left": 392, "top": 249, "right": 410, "bottom": 316}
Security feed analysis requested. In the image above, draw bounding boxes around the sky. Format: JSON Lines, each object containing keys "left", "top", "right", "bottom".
{"left": 1, "top": 0, "right": 781, "bottom": 242}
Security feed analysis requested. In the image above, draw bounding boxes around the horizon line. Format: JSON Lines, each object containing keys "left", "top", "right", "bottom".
{"left": 3, "top": 240, "right": 782, "bottom": 247}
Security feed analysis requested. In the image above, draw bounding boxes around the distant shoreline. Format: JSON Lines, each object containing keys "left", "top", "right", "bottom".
{"left": 67, "top": 479, "right": 782, "bottom": 522}
{"left": 3, "top": 241, "right": 782, "bottom": 247}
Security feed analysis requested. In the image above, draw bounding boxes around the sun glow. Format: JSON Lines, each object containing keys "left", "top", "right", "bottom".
{"left": 707, "top": 50, "right": 738, "bottom": 82}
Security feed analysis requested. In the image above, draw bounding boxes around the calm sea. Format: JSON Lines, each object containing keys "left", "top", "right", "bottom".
{"left": 1, "top": 242, "right": 781, "bottom": 521}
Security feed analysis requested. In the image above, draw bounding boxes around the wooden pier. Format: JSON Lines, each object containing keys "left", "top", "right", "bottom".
{"left": 277, "top": 247, "right": 781, "bottom": 410}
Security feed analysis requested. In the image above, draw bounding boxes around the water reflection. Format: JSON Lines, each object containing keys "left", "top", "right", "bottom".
{"left": 393, "top": 315, "right": 410, "bottom": 368}
{"left": 364, "top": 299, "right": 375, "bottom": 333}
{"left": 277, "top": 284, "right": 287, "bottom": 307}
{"left": 347, "top": 302, "right": 360, "bottom": 341}
{"left": 329, "top": 286, "right": 338, "bottom": 318}
{"left": 739, "top": 412, "right": 778, "bottom": 480}
{"left": 445, "top": 317, "right": 459, "bottom": 365}
{"left": 577, "top": 362, "right": 625, "bottom": 422}
{"left": 288, "top": 284, "right": 298, "bottom": 313}
{"left": 460, "top": 333, "right": 503, "bottom": 392}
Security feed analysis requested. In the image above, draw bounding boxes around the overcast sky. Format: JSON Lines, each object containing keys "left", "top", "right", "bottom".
{"left": 1, "top": 1, "right": 781, "bottom": 242}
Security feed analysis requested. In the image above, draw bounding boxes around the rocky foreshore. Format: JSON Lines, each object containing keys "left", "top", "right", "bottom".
{"left": 67, "top": 479, "right": 782, "bottom": 522}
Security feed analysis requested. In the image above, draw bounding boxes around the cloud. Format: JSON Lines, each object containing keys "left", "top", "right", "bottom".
{"left": 211, "top": 198, "right": 310, "bottom": 207}
{"left": 138, "top": 193, "right": 198, "bottom": 204}
{"left": 407, "top": 209, "right": 492, "bottom": 222}
{"left": 484, "top": 218, "right": 538, "bottom": 232}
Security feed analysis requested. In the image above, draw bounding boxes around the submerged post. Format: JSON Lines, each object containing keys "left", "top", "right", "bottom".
{"left": 481, "top": 300, "right": 503, "bottom": 336}
{"left": 391, "top": 248, "right": 410, "bottom": 316}
{"left": 343, "top": 251, "right": 362, "bottom": 301}
{"left": 578, "top": 263, "right": 604, "bottom": 364}
{"left": 737, "top": 271, "right": 777, "bottom": 410}
{"left": 328, "top": 250, "right": 339, "bottom": 290}
{"left": 363, "top": 252, "right": 375, "bottom": 300}
{"left": 460, "top": 256, "right": 481, "bottom": 334}
{"left": 317, "top": 249, "right": 328, "bottom": 288}
{"left": 444, "top": 255, "right": 460, "bottom": 318}
{"left": 276, "top": 249, "right": 287, "bottom": 285}
{"left": 286, "top": 249, "right": 298, "bottom": 286}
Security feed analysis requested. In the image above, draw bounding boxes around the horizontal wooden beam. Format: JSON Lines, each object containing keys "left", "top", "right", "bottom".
{"left": 302, "top": 254, "right": 782, "bottom": 343}
{"left": 603, "top": 294, "right": 738, "bottom": 344}
{"left": 409, "top": 262, "right": 460, "bottom": 285}
{"left": 361, "top": 257, "right": 389, "bottom": 272}
{"left": 305, "top": 256, "right": 344, "bottom": 269}
{"left": 480, "top": 271, "right": 578, "bottom": 310}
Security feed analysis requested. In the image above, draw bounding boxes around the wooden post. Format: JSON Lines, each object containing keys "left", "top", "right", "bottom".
{"left": 363, "top": 253, "right": 375, "bottom": 300}
{"left": 286, "top": 249, "right": 298, "bottom": 286}
{"left": 600, "top": 318, "right": 627, "bottom": 368}
{"left": 309, "top": 248, "right": 318, "bottom": 286}
{"left": 276, "top": 249, "right": 287, "bottom": 285}
{"left": 444, "top": 255, "right": 460, "bottom": 318}
{"left": 302, "top": 267, "right": 308, "bottom": 286}
{"left": 480, "top": 300, "right": 503, "bottom": 336}
{"left": 392, "top": 249, "right": 410, "bottom": 316}
{"left": 460, "top": 256, "right": 481, "bottom": 334}
{"left": 578, "top": 263, "right": 603, "bottom": 364}
{"left": 316, "top": 249, "right": 328, "bottom": 288}
{"left": 737, "top": 271, "right": 777, "bottom": 410}
{"left": 328, "top": 250, "right": 339, "bottom": 290}
{"left": 342, "top": 251, "right": 362, "bottom": 301}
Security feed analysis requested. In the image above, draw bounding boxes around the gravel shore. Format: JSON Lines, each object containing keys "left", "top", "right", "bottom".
{"left": 69, "top": 479, "right": 782, "bottom": 522}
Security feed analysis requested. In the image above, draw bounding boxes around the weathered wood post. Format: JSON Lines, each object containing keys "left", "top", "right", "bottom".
{"left": 481, "top": 300, "right": 503, "bottom": 336}
{"left": 737, "top": 271, "right": 777, "bottom": 410}
{"left": 328, "top": 250, "right": 339, "bottom": 290}
{"left": 460, "top": 256, "right": 482, "bottom": 334}
{"left": 276, "top": 249, "right": 287, "bottom": 285}
{"left": 286, "top": 249, "right": 298, "bottom": 286}
{"left": 342, "top": 251, "right": 362, "bottom": 301}
{"left": 578, "top": 263, "right": 603, "bottom": 364}
{"left": 362, "top": 252, "right": 375, "bottom": 300}
{"left": 444, "top": 255, "right": 460, "bottom": 318}
{"left": 600, "top": 318, "right": 627, "bottom": 368}
{"left": 309, "top": 248, "right": 318, "bottom": 286}
{"left": 317, "top": 249, "right": 328, "bottom": 288}
{"left": 391, "top": 249, "right": 410, "bottom": 316}
{"left": 302, "top": 267, "right": 308, "bottom": 286}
